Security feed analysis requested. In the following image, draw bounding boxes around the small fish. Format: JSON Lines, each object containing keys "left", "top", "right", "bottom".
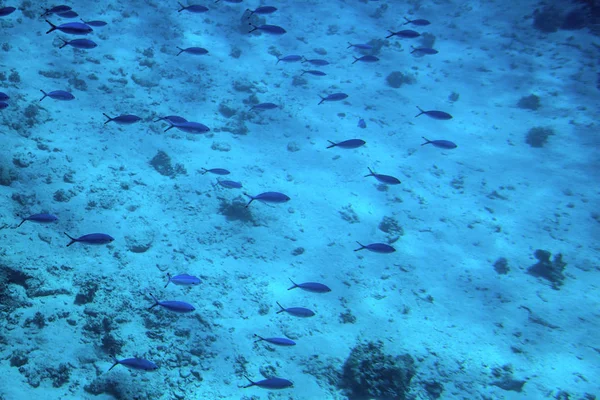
{"left": 64, "top": 232, "right": 114, "bottom": 247}
{"left": 81, "top": 19, "right": 107, "bottom": 27}
{"left": 347, "top": 42, "right": 372, "bottom": 50}
{"left": 403, "top": 17, "right": 431, "bottom": 26}
{"left": 242, "top": 376, "right": 294, "bottom": 390}
{"left": 244, "top": 192, "right": 290, "bottom": 207}
{"left": 45, "top": 20, "right": 93, "bottom": 35}
{"left": 0, "top": 102, "right": 7, "bottom": 109}
{"left": 415, "top": 106, "right": 452, "bottom": 120}
{"left": 248, "top": 23, "right": 286, "bottom": 35}
{"left": 301, "top": 70, "right": 326, "bottom": 76}
{"left": 326, "top": 139, "right": 365, "bottom": 149}
{"left": 247, "top": 6, "right": 277, "bottom": 17}
{"left": 201, "top": 168, "right": 230, "bottom": 175}
{"left": 364, "top": 167, "right": 401, "bottom": 185}
{"left": 410, "top": 46, "right": 438, "bottom": 55}
{"left": 276, "top": 55, "right": 302, "bottom": 64}
{"left": 39, "top": 90, "right": 74, "bottom": 101}
{"left": 352, "top": 55, "right": 379, "bottom": 64}
{"left": 354, "top": 242, "right": 396, "bottom": 253}
{"left": 357, "top": 118, "right": 366, "bottom": 129}
{"left": 164, "top": 273, "right": 202, "bottom": 288}
{"left": 108, "top": 357, "right": 158, "bottom": 372}
{"left": 154, "top": 115, "right": 187, "bottom": 124}
{"left": 0, "top": 6, "right": 16, "bottom": 17}
{"left": 103, "top": 113, "right": 141, "bottom": 125}
{"left": 254, "top": 334, "right": 296, "bottom": 346}
{"left": 165, "top": 121, "right": 210, "bottom": 134}
{"left": 178, "top": 3, "right": 209, "bottom": 13}
{"left": 217, "top": 179, "right": 242, "bottom": 189}
{"left": 59, "top": 38, "right": 97, "bottom": 49}
{"left": 17, "top": 213, "right": 58, "bottom": 228}
{"left": 57, "top": 10, "right": 78, "bottom": 18}
{"left": 251, "top": 102, "right": 278, "bottom": 111}
{"left": 41, "top": 5, "right": 71, "bottom": 17}
{"left": 276, "top": 301, "right": 315, "bottom": 317}
{"left": 302, "top": 57, "right": 329, "bottom": 66}
{"left": 288, "top": 278, "right": 331, "bottom": 293}
{"left": 176, "top": 46, "right": 208, "bottom": 56}
{"left": 0, "top": 92, "right": 8, "bottom": 101}
{"left": 385, "top": 29, "right": 420, "bottom": 39}
{"left": 148, "top": 293, "right": 195, "bottom": 313}
{"left": 318, "top": 93, "right": 348, "bottom": 105}
{"left": 421, "top": 137, "right": 457, "bottom": 149}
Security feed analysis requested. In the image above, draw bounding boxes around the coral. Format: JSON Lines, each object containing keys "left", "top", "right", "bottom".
{"left": 533, "top": 7, "right": 562, "bottom": 32}
{"left": 525, "top": 126, "right": 554, "bottom": 148}
{"left": 339, "top": 340, "right": 415, "bottom": 399}
{"left": 527, "top": 250, "right": 567, "bottom": 289}
{"left": 386, "top": 71, "right": 416, "bottom": 88}
{"left": 517, "top": 94, "right": 541, "bottom": 110}
{"left": 493, "top": 257, "right": 509, "bottom": 274}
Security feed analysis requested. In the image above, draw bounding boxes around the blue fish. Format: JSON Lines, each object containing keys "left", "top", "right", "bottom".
{"left": 165, "top": 121, "right": 210, "bottom": 134}
{"left": 242, "top": 376, "right": 294, "bottom": 390}
{"left": 411, "top": 46, "right": 438, "bottom": 55}
{"left": 247, "top": 6, "right": 277, "bottom": 17}
{"left": 0, "top": 102, "right": 7, "bottom": 109}
{"left": 364, "top": 167, "right": 401, "bottom": 185}
{"left": 354, "top": 242, "right": 396, "bottom": 254}
{"left": 347, "top": 42, "right": 373, "bottom": 50}
{"left": 386, "top": 29, "right": 420, "bottom": 39}
{"left": 0, "top": 92, "right": 8, "bottom": 101}
{"left": 154, "top": 115, "right": 187, "bottom": 124}
{"left": 108, "top": 357, "right": 158, "bottom": 372}
{"left": 45, "top": 20, "right": 92, "bottom": 35}
{"left": 41, "top": 5, "right": 72, "bottom": 17}
{"left": 18, "top": 213, "right": 58, "bottom": 228}
{"left": 251, "top": 102, "right": 278, "bottom": 111}
{"left": 217, "top": 180, "right": 242, "bottom": 189}
{"left": 64, "top": 232, "right": 114, "bottom": 247}
{"left": 201, "top": 168, "right": 230, "bottom": 175}
{"left": 357, "top": 118, "right": 367, "bottom": 129}
{"left": 40, "top": 90, "right": 74, "bottom": 101}
{"left": 254, "top": 334, "right": 296, "bottom": 346}
{"left": 403, "top": 17, "right": 431, "bottom": 26}
{"left": 288, "top": 279, "right": 331, "bottom": 293}
{"left": 0, "top": 6, "right": 16, "bottom": 17}
{"left": 244, "top": 192, "right": 290, "bottom": 207}
{"left": 276, "top": 301, "right": 315, "bottom": 318}
{"left": 57, "top": 10, "right": 78, "bottom": 18}
{"left": 176, "top": 46, "right": 208, "bottom": 56}
{"left": 352, "top": 55, "right": 379, "bottom": 64}
{"left": 301, "top": 70, "right": 326, "bottom": 76}
{"left": 415, "top": 106, "right": 452, "bottom": 120}
{"left": 421, "top": 137, "right": 457, "bottom": 149}
{"left": 318, "top": 93, "right": 348, "bottom": 105}
{"left": 248, "top": 23, "right": 286, "bottom": 35}
{"left": 81, "top": 19, "right": 108, "bottom": 27}
{"left": 327, "top": 139, "right": 366, "bottom": 149}
{"left": 276, "top": 55, "right": 302, "bottom": 64}
{"left": 103, "top": 113, "right": 141, "bottom": 125}
{"left": 148, "top": 293, "right": 195, "bottom": 313}
{"left": 164, "top": 273, "right": 202, "bottom": 288}
{"left": 178, "top": 3, "right": 209, "bottom": 13}
{"left": 302, "top": 58, "right": 329, "bottom": 66}
{"left": 59, "top": 38, "right": 97, "bottom": 49}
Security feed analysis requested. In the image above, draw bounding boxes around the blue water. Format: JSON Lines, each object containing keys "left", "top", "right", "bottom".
{"left": 1, "top": 1, "right": 599, "bottom": 399}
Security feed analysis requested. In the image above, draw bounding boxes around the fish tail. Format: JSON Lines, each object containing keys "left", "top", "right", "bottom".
{"left": 326, "top": 140, "right": 337, "bottom": 149}
{"left": 385, "top": 30, "right": 395, "bottom": 39}
{"left": 318, "top": 95, "right": 325, "bottom": 105}
{"left": 253, "top": 334, "right": 265, "bottom": 342}
{"left": 421, "top": 137, "right": 431, "bottom": 146}
{"left": 102, "top": 113, "right": 113, "bottom": 124}
{"left": 276, "top": 301, "right": 285, "bottom": 313}
{"left": 347, "top": 42, "right": 353, "bottom": 49}
{"left": 364, "top": 167, "right": 375, "bottom": 177}
{"left": 403, "top": 16, "right": 410, "bottom": 24}
{"left": 148, "top": 293, "right": 159, "bottom": 310}
{"left": 241, "top": 376, "right": 255, "bottom": 388}
{"left": 107, "top": 356, "right": 119, "bottom": 372}
{"left": 163, "top": 124, "right": 174, "bottom": 132}
{"left": 354, "top": 241, "right": 366, "bottom": 252}
{"left": 176, "top": 46, "right": 184, "bottom": 56}
{"left": 17, "top": 218, "right": 26, "bottom": 228}
{"left": 246, "top": 9, "right": 254, "bottom": 18}
{"left": 415, "top": 106, "right": 425, "bottom": 118}
{"left": 164, "top": 273, "right": 171, "bottom": 288}
{"left": 58, "top": 38, "right": 68, "bottom": 49}
{"left": 45, "top": 20, "right": 57, "bottom": 34}
{"left": 243, "top": 193, "right": 254, "bottom": 208}
{"left": 248, "top": 23, "right": 257, "bottom": 33}
{"left": 177, "top": 2, "right": 185, "bottom": 12}
{"left": 352, "top": 56, "right": 358, "bottom": 64}
{"left": 64, "top": 232, "right": 76, "bottom": 247}
{"left": 39, "top": 90, "right": 48, "bottom": 102}
{"left": 287, "top": 278, "right": 298, "bottom": 290}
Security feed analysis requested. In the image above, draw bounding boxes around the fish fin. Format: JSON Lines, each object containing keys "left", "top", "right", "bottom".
{"left": 415, "top": 106, "right": 425, "bottom": 117}
{"left": 352, "top": 56, "right": 358, "bottom": 64}
{"left": 45, "top": 20, "right": 57, "bottom": 34}
{"left": 241, "top": 376, "right": 255, "bottom": 388}
{"left": 354, "top": 241, "right": 366, "bottom": 252}
{"left": 177, "top": 2, "right": 185, "bottom": 12}
{"left": 318, "top": 95, "right": 325, "bottom": 105}
{"left": 364, "top": 167, "right": 375, "bottom": 177}
{"left": 248, "top": 23, "right": 257, "bottom": 33}
{"left": 385, "top": 30, "right": 395, "bottom": 39}
{"left": 403, "top": 16, "right": 410, "bottom": 24}
{"left": 176, "top": 46, "right": 184, "bottom": 56}
{"left": 253, "top": 334, "right": 264, "bottom": 342}
{"left": 102, "top": 113, "right": 112, "bottom": 124}
{"left": 287, "top": 278, "right": 298, "bottom": 290}
{"left": 17, "top": 218, "right": 26, "bottom": 228}
{"left": 421, "top": 137, "right": 431, "bottom": 146}
{"left": 243, "top": 193, "right": 254, "bottom": 208}
{"left": 58, "top": 38, "right": 68, "bottom": 49}
{"left": 276, "top": 301, "right": 285, "bottom": 313}
{"left": 164, "top": 273, "right": 171, "bottom": 288}
{"left": 107, "top": 356, "right": 119, "bottom": 372}
{"left": 148, "top": 292, "right": 159, "bottom": 310}
{"left": 64, "top": 232, "right": 76, "bottom": 247}
{"left": 347, "top": 42, "right": 353, "bottom": 49}
{"left": 326, "top": 140, "right": 337, "bottom": 149}
{"left": 39, "top": 89, "right": 47, "bottom": 102}
{"left": 163, "top": 124, "right": 174, "bottom": 132}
